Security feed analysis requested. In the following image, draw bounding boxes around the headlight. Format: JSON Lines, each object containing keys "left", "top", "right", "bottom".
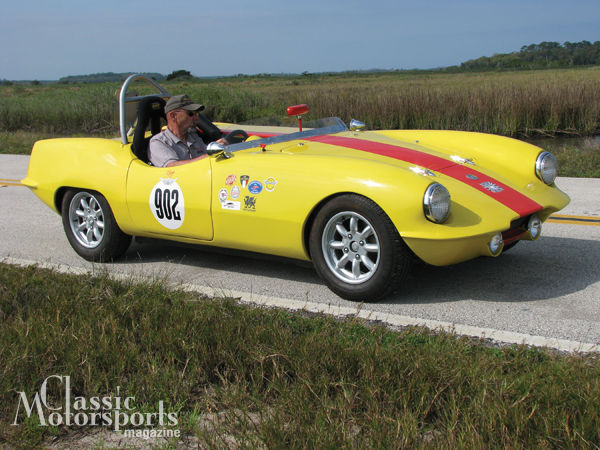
{"left": 423, "top": 183, "right": 451, "bottom": 223}
{"left": 535, "top": 151, "right": 558, "bottom": 185}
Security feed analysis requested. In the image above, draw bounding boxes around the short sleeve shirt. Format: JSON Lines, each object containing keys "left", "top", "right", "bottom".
{"left": 148, "top": 128, "right": 207, "bottom": 167}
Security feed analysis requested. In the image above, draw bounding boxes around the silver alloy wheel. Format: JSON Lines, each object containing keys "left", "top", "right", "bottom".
{"left": 68, "top": 191, "right": 105, "bottom": 249}
{"left": 321, "top": 211, "right": 381, "bottom": 284}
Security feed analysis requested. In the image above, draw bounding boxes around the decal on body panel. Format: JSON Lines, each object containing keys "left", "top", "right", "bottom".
{"left": 225, "top": 174, "right": 236, "bottom": 186}
{"left": 222, "top": 201, "right": 241, "bottom": 210}
{"left": 248, "top": 181, "right": 263, "bottom": 194}
{"left": 264, "top": 177, "right": 277, "bottom": 192}
{"left": 244, "top": 196, "right": 257, "bottom": 211}
{"left": 150, "top": 177, "right": 185, "bottom": 229}
{"left": 219, "top": 188, "right": 229, "bottom": 203}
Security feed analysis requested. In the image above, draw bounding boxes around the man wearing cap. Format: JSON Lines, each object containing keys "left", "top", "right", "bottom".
{"left": 148, "top": 94, "right": 228, "bottom": 167}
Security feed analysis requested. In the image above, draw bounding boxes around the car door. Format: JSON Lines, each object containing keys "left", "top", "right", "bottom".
{"left": 126, "top": 158, "right": 213, "bottom": 240}
{"left": 208, "top": 147, "right": 310, "bottom": 261}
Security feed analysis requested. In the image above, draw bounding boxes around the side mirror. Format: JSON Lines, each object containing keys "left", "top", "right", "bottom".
{"left": 349, "top": 119, "right": 366, "bottom": 131}
{"left": 207, "top": 142, "right": 233, "bottom": 159}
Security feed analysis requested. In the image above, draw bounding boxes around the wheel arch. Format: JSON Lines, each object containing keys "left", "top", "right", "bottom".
{"left": 54, "top": 186, "right": 72, "bottom": 215}
{"left": 303, "top": 191, "right": 390, "bottom": 260}
{"left": 54, "top": 186, "right": 106, "bottom": 216}
{"left": 54, "top": 186, "right": 134, "bottom": 232}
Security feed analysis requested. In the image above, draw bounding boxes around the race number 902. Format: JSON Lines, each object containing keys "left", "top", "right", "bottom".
{"left": 149, "top": 179, "right": 185, "bottom": 229}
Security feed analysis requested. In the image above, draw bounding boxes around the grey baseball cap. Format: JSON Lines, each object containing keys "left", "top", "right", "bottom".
{"left": 164, "top": 94, "right": 205, "bottom": 114}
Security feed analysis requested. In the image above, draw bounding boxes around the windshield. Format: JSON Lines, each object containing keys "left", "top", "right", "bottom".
{"left": 223, "top": 117, "right": 349, "bottom": 152}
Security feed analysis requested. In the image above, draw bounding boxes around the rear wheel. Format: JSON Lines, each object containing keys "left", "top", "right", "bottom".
{"left": 309, "top": 194, "right": 412, "bottom": 302}
{"left": 61, "top": 190, "right": 131, "bottom": 262}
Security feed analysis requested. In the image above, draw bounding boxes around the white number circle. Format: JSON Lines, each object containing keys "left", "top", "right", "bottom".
{"left": 149, "top": 179, "right": 185, "bottom": 229}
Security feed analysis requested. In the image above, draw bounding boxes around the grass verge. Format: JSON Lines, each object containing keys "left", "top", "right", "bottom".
{"left": 552, "top": 138, "right": 600, "bottom": 178}
{"left": 1, "top": 262, "right": 599, "bottom": 449}
{"left": 0, "top": 131, "right": 118, "bottom": 155}
{"left": 2, "top": 69, "right": 599, "bottom": 137}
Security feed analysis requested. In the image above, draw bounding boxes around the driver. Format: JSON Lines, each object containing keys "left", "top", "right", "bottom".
{"left": 148, "top": 94, "right": 228, "bottom": 167}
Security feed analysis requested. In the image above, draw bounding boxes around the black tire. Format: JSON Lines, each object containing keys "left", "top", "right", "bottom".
{"left": 309, "top": 194, "right": 412, "bottom": 302}
{"left": 61, "top": 189, "right": 132, "bottom": 262}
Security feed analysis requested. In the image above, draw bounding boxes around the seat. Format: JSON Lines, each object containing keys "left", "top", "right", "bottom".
{"left": 131, "top": 96, "right": 167, "bottom": 164}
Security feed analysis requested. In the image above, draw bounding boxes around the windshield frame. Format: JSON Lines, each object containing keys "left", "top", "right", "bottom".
{"left": 225, "top": 118, "right": 348, "bottom": 153}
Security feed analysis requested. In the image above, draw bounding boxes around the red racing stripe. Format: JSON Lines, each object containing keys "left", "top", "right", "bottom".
{"left": 306, "top": 135, "right": 543, "bottom": 217}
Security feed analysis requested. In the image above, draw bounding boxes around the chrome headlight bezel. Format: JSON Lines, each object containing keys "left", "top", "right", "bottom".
{"left": 528, "top": 214, "right": 542, "bottom": 240}
{"left": 488, "top": 232, "right": 504, "bottom": 256}
{"left": 535, "top": 151, "right": 558, "bottom": 185}
{"left": 423, "top": 183, "right": 451, "bottom": 223}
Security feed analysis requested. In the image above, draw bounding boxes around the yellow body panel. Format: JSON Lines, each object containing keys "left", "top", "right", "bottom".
{"left": 22, "top": 138, "right": 136, "bottom": 232}
{"left": 126, "top": 159, "right": 213, "bottom": 241}
{"left": 22, "top": 126, "right": 570, "bottom": 267}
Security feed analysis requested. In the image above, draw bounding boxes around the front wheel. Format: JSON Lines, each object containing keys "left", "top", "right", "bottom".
{"left": 309, "top": 195, "right": 412, "bottom": 302}
{"left": 61, "top": 190, "right": 132, "bottom": 262}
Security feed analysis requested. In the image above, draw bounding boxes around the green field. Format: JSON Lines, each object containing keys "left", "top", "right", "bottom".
{"left": 2, "top": 68, "right": 600, "bottom": 136}
{"left": 2, "top": 263, "right": 599, "bottom": 449}
{"left": 2, "top": 68, "right": 599, "bottom": 177}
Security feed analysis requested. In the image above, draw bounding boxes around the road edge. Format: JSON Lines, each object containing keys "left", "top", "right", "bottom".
{"left": 4, "top": 257, "right": 599, "bottom": 354}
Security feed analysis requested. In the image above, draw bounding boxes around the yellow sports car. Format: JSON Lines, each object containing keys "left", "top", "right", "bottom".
{"left": 22, "top": 74, "right": 570, "bottom": 301}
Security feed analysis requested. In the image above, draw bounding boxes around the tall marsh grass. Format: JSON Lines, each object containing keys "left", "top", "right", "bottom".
{"left": 1, "top": 69, "right": 599, "bottom": 138}
{"left": 262, "top": 70, "right": 600, "bottom": 136}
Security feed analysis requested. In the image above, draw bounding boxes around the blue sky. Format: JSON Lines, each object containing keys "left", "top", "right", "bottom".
{"left": 2, "top": 0, "right": 600, "bottom": 80}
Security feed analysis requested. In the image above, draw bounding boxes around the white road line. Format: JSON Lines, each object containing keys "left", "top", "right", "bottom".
{"left": 5, "top": 257, "right": 598, "bottom": 354}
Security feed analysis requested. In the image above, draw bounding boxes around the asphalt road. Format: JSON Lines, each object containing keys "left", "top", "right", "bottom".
{"left": 2, "top": 154, "right": 599, "bottom": 350}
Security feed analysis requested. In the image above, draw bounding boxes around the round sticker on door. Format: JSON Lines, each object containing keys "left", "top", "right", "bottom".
{"left": 248, "top": 181, "right": 263, "bottom": 194}
{"left": 149, "top": 178, "right": 185, "bottom": 229}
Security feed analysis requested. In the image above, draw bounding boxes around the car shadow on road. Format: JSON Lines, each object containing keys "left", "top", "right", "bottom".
{"left": 117, "top": 235, "right": 599, "bottom": 305}
{"left": 119, "top": 239, "right": 322, "bottom": 285}
{"left": 384, "top": 235, "right": 600, "bottom": 305}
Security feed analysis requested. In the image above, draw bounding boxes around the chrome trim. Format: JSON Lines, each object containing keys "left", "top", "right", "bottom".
{"left": 224, "top": 120, "right": 348, "bottom": 153}
{"left": 528, "top": 214, "right": 542, "bottom": 240}
{"left": 488, "top": 232, "right": 504, "bottom": 256}
{"left": 207, "top": 142, "right": 233, "bottom": 159}
{"left": 423, "top": 183, "right": 451, "bottom": 223}
{"left": 450, "top": 155, "right": 476, "bottom": 166}
{"left": 349, "top": 119, "right": 366, "bottom": 131}
{"left": 410, "top": 167, "right": 436, "bottom": 177}
{"left": 118, "top": 74, "right": 172, "bottom": 145}
{"left": 535, "top": 151, "right": 558, "bottom": 185}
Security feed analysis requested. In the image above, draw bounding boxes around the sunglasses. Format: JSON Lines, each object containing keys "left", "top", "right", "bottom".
{"left": 175, "top": 110, "right": 199, "bottom": 117}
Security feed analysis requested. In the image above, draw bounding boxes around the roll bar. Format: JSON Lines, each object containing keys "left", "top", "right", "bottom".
{"left": 117, "top": 74, "right": 171, "bottom": 145}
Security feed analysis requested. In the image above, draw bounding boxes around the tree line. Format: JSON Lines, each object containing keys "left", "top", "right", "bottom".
{"left": 460, "top": 40, "right": 600, "bottom": 71}
{"left": 57, "top": 72, "right": 165, "bottom": 83}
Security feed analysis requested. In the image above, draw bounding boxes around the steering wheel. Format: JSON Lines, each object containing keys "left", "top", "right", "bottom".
{"left": 224, "top": 129, "right": 249, "bottom": 144}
